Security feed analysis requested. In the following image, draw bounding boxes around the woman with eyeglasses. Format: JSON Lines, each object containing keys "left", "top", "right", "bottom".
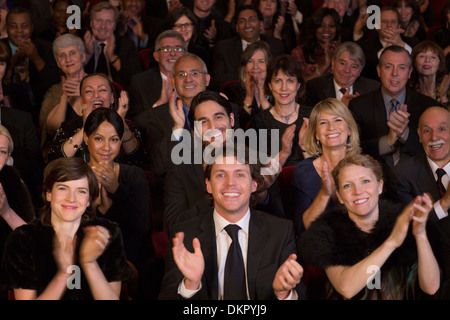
{"left": 164, "top": 7, "right": 211, "bottom": 69}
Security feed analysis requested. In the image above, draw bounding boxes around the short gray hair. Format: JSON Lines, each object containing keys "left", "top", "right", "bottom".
{"left": 333, "top": 41, "right": 366, "bottom": 69}
{"left": 154, "top": 29, "right": 186, "bottom": 51}
{"left": 53, "top": 34, "right": 85, "bottom": 60}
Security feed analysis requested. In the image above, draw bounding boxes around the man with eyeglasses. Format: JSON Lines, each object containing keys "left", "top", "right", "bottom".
{"left": 211, "top": 4, "right": 285, "bottom": 91}
{"left": 135, "top": 53, "right": 212, "bottom": 177}
{"left": 83, "top": 1, "right": 142, "bottom": 90}
{"left": 128, "top": 30, "right": 186, "bottom": 121}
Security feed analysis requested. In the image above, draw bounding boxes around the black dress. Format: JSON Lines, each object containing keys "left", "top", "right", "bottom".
{"left": 250, "top": 106, "right": 312, "bottom": 167}
{"left": 1, "top": 217, "right": 133, "bottom": 300}
{"left": 299, "top": 199, "right": 429, "bottom": 300}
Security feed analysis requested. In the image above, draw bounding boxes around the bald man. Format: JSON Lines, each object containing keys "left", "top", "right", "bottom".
{"left": 389, "top": 106, "right": 450, "bottom": 222}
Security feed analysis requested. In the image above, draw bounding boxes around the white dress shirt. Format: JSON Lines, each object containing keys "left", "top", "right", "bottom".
{"left": 427, "top": 157, "right": 450, "bottom": 219}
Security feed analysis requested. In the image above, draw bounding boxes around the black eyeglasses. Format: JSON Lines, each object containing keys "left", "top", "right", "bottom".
{"left": 173, "top": 22, "right": 194, "bottom": 29}
{"left": 157, "top": 46, "right": 185, "bottom": 53}
{"left": 175, "top": 71, "right": 206, "bottom": 79}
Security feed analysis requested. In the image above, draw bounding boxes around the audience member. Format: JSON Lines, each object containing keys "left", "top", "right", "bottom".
{"left": 293, "top": 98, "right": 360, "bottom": 236}
{"left": 83, "top": 1, "right": 142, "bottom": 90}
{"left": 250, "top": 54, "right": 311, "bottom": 167}
{"left": 299, "top": 153, "right": 440, "bottom": 299}
{"left": 0, "top": 124, "right": 35, "bottom": 299}
{"left": 392, "top": 0, "right": 425, "bottom": 42}
{"left": 40, "top": 34, "right": 87, "bottom": 161}
{"left": 408, "top": 40, "right": 449, "bottom": 108}
{"left": 164, "top": 6, "right": 211, "bottom": 69}
{"left": 37, "top": 0, "right": 85, "bottom": 42}
{"left": 211, "top": 4, "right": 285, "bottom": 90}
{"left": 145, "top": 0, "right": 186, "bottom": 20}
{"left": 2, "top": 6, "right": 60, "bottom": 124}
{"left": 291, "top": 7, "right": 341, "bottom": 82}
{"left": 1, "top": 157, "right": 134, "bottom": 300}
{"left": 0, "top": 40, "right": 12, "bottom": 108}
{"left": 358, "top": 6, "right": 419, "bottom": 80}
{"left": 389, "top": 106, "right": 449, "bottom": 223}
{"left": 159, "top": 143, "right": 305, "bottom": 300}
{"left": 305, "top": 41, "right": 380, "bottom": 107}
{"left": 349, "top": 45, "right": 437, "bottom": 171}
{"left": 82, "top": 107, "right": 153, "bottom": 299}
{"left": 128, "top": 30, "right": 186, "bottom": 120}
{"left": 135, "top": 53, "right": 210, "bottom": 176}
{"left": 220, "top": 41, "right": 272, "bottom": 129}
{"left": 116, "top": 0, "right": 164, "bottom": 51}
{"left": 257, "top": 0, "right": 301, "bottom": 53}
{"left": 430, "top": 1, "right": 450, "bottom": 64}
{"left": 47, "top": 73, "right": 147, "bottom": 169}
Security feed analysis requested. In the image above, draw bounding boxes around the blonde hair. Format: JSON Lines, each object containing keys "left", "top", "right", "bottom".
{"left": 304, "top": 98, "right": 361, "bottom": 156}
{"left": 0, "top": 124, "right": 13, "bottom": 154}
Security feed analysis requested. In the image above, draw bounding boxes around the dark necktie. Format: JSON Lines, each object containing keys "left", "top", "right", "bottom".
{"left": 223, "top": 224, "right": 247, "bottom": 300}
{"left": 339, "top": 87, "right": 347, "bottom": 94}
{"left": 436, "top": 168, "right": 447, "bottom": 198}
{"left": 390, "top": 99, "right": 401, "bottom": 166}
{"left": 96, "top": 43, "right": 108, "bottom": 75}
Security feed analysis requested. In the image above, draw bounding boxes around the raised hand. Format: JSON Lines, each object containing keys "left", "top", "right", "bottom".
{"left": 172, "top": 232, "right": 204, "bottom": 291}
{"left": 79, "top": 225, "right": 111, "bottom": 264}
{"left": 273, "top": 254, "right": 303, "bottom": 300}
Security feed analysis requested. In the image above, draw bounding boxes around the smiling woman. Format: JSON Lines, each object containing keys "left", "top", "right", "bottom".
{"left": 47, "top": 73, "right": 149, "bottom": 169}
{"left": 299, "top": 154, "right": 440, "bottom": 300}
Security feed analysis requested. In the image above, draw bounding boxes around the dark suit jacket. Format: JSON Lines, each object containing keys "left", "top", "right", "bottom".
{"left": 428, "top": 215, "right": 450, "bottom": 299}
{"left": 128, "top": 67, "right": 163, "bottom": 121}
{"left": 388, "top": 152, "right": 441, "bottom": 222}
{"left": 84, "top": 34, "right": 142, "bottom": 90}
{"left": 158, "top": 208, "right": 305, "bottom": 300}
{"left": 304, "top": 73, "right": 380, "bottom": 107}
{"left": 348, "top": 87, "right": 438, "bottom": 168}
{"left": 211, "top": 35, "right": 286, "bottom": 91}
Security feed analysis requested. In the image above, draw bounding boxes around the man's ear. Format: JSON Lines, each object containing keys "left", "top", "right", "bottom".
{"left": 205, "top": 178, "right": 212, "bottom": 195}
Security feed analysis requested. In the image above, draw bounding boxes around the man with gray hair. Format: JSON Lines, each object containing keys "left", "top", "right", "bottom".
{"left": 83, "top": 1, "right": 142, "bottom": 89}
{"left": 128, "top": 30, "right": 186, "bottom": 121}
{"left": 304, "top": 41, "right": 380, "bottom": 107}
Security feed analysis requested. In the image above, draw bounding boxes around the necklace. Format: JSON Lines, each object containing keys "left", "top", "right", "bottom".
{"left": 272, "top": 104, "right": 298, "bottom": 123}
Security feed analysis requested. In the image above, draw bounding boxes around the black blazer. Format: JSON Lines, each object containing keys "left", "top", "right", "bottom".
{"left": 84, "top": 34, "right": 142, "bottom": 90}
{"left": 158, "top": 208, "right": 305, "bottom": 300}
{"left": 211, "top": 35, "right": 286, "bottom": 91}
{"left": 388, "top": 152, "right": 441, "bottom": 222}
{"left": 304, "top": 73, "right": 380, "bottom": 107}
{"left": 348, "top": 87, "right": 438, "bottom": 168}
{"left": 128, "top": 67, "right": 163, "bottom": 121}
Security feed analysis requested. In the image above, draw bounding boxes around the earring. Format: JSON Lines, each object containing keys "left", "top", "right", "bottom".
{"left": 316, "top": 139, "right": 321, "bottom": 156}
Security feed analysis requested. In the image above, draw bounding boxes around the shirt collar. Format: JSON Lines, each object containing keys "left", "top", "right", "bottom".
{"left": 214, "top": 208, "right": 251, "bottom": 237}
{"left": 427, "top": 156, "right": 450, "bottom": 179}
{"left": 381, "top": 87, "right": 406, "bottom": 106}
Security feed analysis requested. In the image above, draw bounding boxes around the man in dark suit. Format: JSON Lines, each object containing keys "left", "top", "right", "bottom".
{"left": 117, "top": 0, "right": 164, "bottom": 51}
{"left": 3, "top": 7, "right": 60, "bottom": 125}
{"left": 389, "top": 107, "right": 450, "bottom": 223}
{"left": 158, "top": 143, "right": 305, "bottom": 300}
{"left": 83, "top": 1, "right": 142, "bottom": 90}
{"left": 305, "top": 41, "right": 380, "bottom": 107}
{"left": 358, "top": 6, "right": 419, "bottom": 81}
{"left": 211, "top": 4, "right": 285, "bottom": 91}
{"left": 349, "top": 45, "right": 438, "bottom": 170}
{"left": 128, "top": 30, "right": 186, "bottom": 121}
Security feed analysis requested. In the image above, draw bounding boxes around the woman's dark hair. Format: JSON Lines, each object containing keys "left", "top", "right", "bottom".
{"left": 0, "top": 40, "right": 13, "bottom": 85}
{"left": 409, "top": 40, "right": 447, "bottom": 88}
{"left": 84, "top": 107, "right": 125, "bottom": 139}
{"left": 189, "top": 90, "right": 234, "bottom": 127}
{"left": 203, "top": 143, "right": 265, "bottom": 207}
{"left": 164, "top": 6, "right": 199, "bottom": 43}
{"left": 301, "top": 7, "right": 342, "bottom": 47}
{"left": 39, "top": 157, "right": 99, "bottom": 226}
{"left": 392, "top": 0, "right": 420, "bottom": 25}
{"left": 265, "top": 54, "right": 305, "bottom": 101}
{"left": 80, "top": 73, "right": 118, "bottom": 110}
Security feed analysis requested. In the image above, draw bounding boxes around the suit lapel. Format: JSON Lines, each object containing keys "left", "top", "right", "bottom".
{"left": 374, "top": 89, "right": 389, "bottom": 136}
{"left": 325, "top": 77, "right": 336, "bottom": 99}
{"left": 418, "top": 154, "right": 441, "bottom": 201}
{"left": 197, "top": 214, "right": 219, "bottom": 299}
{"left": 246, "top": 210, "right": 266, "bottom": 300}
